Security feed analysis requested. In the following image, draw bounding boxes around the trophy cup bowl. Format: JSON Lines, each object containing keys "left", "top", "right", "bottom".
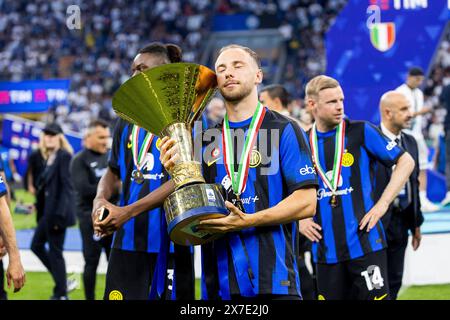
{"left": 112, "top": 63, "right": 228, "bottom": 246}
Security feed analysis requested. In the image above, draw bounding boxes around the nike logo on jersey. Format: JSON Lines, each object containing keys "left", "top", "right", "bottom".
{"left": 207, "top": 157, "right": 221, "bottom": 167}
{"left": 374, "top": 294, "right": 388, "bottom": 300}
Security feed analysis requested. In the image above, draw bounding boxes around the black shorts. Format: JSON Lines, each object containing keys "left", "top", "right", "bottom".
{"left": 104, "top": 246, "right": 195, "bottom": 300}
{"left": 169, "top": 244, "right": 195, "bottom": 300}
{"left": 315, "top": 249, "right": 390, "bottom": 300}
{"left": 230, "top": 294, "right": 302, "bottom": 301}
{"left": 104, "top": 249, "right": 157, "bottom": 300}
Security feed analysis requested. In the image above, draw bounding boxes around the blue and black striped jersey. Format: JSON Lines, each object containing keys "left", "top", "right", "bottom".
{"left": 200, "top": 108, "right": 318, "bottom": 299}
{"left": 309, "top": 119, "right": 404, "bottom": 264}
{"left": 0, "top": 160, "right": 6, "bottom": 197}
{"left": 108, "top": 118, "right": 167, "bottom": 253}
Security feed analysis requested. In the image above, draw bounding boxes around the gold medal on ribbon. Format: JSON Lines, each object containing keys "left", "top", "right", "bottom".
{"left": 131, "top": 125, "right": 154, "bottom": 184}
{"left": 222, "top": 102, "right": 266, "bottom": 213}
{"left": 309, "top": 121, "right": 346, "bottom": 209}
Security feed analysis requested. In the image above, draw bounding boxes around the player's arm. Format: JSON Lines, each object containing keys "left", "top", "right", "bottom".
{"left": 0, "top": 196, "right": 26, "bottom": 292}
{"left": 160, "top": 123, "right": 318, "bottom": 233}
{"left": 94, "top": 123, "right": 176, "bottom": 236}
{"left": 360, "top": 152, "right": 414, "bottom": 231}
{"left": 198, "top": 188, "right": 316, "bottom": 233}
{"left": 0, "top": 171, "right": 10, "bottom": 206}
{"left": 359, "top": 123, "right": 415, "bottom": 231}
{"left": 92, "top": 119, "right": 124, "bottom": 226}
{"left": 92, "top": 167, "right": 121, "bottom": 223}
{"left": 94, "top": 179, "right": 175, "bottom": 236}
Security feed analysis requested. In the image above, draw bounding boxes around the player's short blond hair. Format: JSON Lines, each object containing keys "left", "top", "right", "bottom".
{"left": 218, "top": 44, "right": 261, "bottom": 68}
{"left": 305, "top": 75, "right": 340, "bottom": 99}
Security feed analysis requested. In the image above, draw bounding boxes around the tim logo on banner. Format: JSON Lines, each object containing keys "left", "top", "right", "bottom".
{"left": 367, "top": 0, "right": 430, "bottom": 52}
{"left": 0, "top": 79, "right": 70, "bottom": 113}
{"left": 326, "top": 0, "right": 448, "bottom": 123}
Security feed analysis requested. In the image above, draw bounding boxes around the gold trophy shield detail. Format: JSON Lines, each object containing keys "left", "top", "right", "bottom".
{"left": 112, "top": 63, "right": 228, "bottom": 245}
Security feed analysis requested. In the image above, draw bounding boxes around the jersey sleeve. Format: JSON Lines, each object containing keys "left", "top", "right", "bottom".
{"left": 0, "top": 174, "right": 6, "bottom": 197}
{"left": 363, "top": 122, "right": 404, "bottom": 167}
{"left": 280, "top": 121, "right": 318, "bottom": 194}
{"left": 108, "top": 119, "right": 126, "bottom": 175}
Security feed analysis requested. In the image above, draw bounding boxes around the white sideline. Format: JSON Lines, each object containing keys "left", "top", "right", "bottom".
{"left": 2, "top": 250, "right": 108, "bottom": 274}
{"left": 403, "top": 233, "right": 450, "bottom": 286}
{"left": 3, "top": 247, "right": 202, "bottom": 278}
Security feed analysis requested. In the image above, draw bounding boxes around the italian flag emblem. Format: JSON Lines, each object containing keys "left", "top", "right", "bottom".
{"left": 370, "top": 22, "right": 395, "bottom": 52}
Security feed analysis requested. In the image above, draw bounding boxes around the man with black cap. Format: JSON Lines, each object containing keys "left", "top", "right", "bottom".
{"left": 396, "top": 67, "right": 439, "bottom": 212}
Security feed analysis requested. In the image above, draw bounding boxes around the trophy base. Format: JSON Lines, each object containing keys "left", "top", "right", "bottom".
{"left": 164, "top": 183, "right": 228, "bottom": 246}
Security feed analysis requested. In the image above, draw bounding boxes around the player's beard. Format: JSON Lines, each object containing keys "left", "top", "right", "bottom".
{"left": 219, "top": 81, "right": 253, "bottom": 103}
{"left": 327, "top": 115, "right": 342, "bottom": 127}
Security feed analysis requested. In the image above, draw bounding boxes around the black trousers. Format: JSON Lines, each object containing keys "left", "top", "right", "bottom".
{"left": 298, "top": 254, "right": 316, "bottom": 300}
{"left": 386, "top": 210, "right": 410, "bottom": 300}
{"left": 0, "top": 259, "right": 6, "bottom": 300}
{"left": 230, "top": 294, "right": 302, "bottom": 301}
{"left": 386, "top": 235, "right": 408, "bottom": 300}
{"left": 171, "top": 244, "right": 195, "bottom": 300}
{"left": 78, "top": 214, "right": 112, "bottom": 300}
{"left": 31, "top": 216, "right": 67, "bottom": 297}
{"left": 104, "top": 246, "right": 195, "bottom": 300}
{"left": 104, "top": 249, "right": 157, "bottom": 300}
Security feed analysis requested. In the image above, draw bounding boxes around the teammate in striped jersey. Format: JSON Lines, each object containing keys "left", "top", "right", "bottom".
{"left": 299, "top": 75, "right": 415, "bottom": 300}
{"left": 93, "top": 43, "right": 194, "bottom": 300}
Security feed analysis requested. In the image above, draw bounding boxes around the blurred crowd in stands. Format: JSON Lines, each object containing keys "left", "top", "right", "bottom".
{"left": 0, "top": 0, "right": 448, "bottom": 158}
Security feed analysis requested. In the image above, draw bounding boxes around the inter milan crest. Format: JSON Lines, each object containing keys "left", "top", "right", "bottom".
{"left": 155, "top": 137, "right": 162, "bottom": 151}
{"left": 249, "top": 148, "right": 261, "bottom": 168}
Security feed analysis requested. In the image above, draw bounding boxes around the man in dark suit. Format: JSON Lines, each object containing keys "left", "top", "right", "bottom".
{"left": 375, "top": 91, "right": 424, "bottom": 299}
{"left": 439, "top": 81, "right": 450, "bottom": 205}
{"left": 70, "top": 120, "right": 113, "bottom": 300}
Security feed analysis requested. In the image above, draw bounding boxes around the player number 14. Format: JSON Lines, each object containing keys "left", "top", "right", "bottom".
{"left": 361, "top": 265, "right": 384, "bottom": 291}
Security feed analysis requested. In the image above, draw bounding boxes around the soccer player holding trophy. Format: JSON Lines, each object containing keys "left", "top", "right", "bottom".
{"left": 97, "top": 44, "right": 318, "bottom": 300}
{"left": 93, "top": 43, "right": 194, "bottom": 300}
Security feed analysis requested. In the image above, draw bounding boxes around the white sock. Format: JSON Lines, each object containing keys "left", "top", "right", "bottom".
{"left": 420, "top": 191, "right": 426, "bottom": 198}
